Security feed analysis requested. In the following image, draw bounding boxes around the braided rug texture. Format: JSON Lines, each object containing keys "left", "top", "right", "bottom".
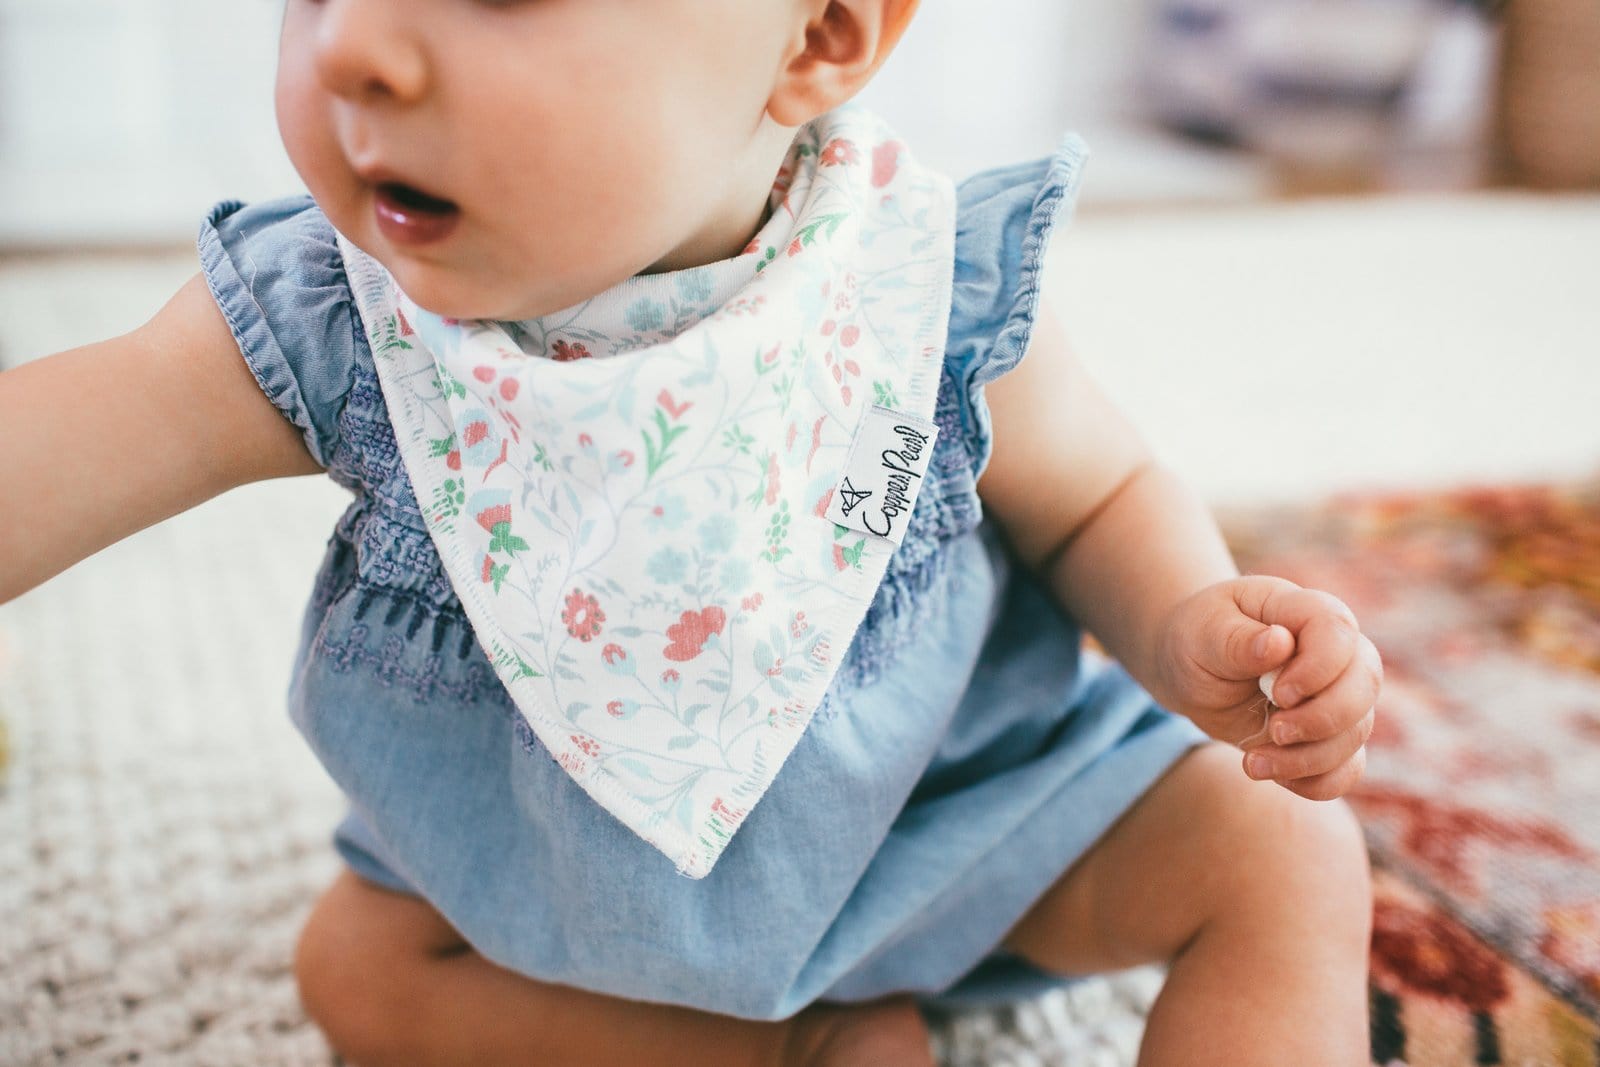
{"left": 0, "top": 478, "right": 1161, "bottom": 1066}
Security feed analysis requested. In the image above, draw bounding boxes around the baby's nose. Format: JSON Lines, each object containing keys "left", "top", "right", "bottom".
{"left": 310, "top": 0, "right": 430, "bottom": 104}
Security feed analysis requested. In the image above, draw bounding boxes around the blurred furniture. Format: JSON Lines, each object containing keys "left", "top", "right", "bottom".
{"left": 1495, "top": 0, "right": 1600, "bottom": 188}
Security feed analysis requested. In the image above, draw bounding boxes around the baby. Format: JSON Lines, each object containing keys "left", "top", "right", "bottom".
{"left": 0, "top": 1, "right": 1381, "bottom": 1065}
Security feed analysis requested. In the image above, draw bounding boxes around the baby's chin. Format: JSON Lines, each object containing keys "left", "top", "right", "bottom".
{"left": 386, "top": 263, "right": 580, "bottom": 323}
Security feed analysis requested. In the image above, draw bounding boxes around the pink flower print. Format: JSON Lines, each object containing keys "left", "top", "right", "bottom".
{"left": 790, "top": 611, "right": 809, "bottom": 639}
{"left": 819, "top": 138, "right": 859, "bottom": 166}
{"left": 722, "top": 294, "right": 767, "bottom": 317}
{"left": 764, "top": 453, "right": 781, "bottom": 506}
{"left": 825, "top": 348, "right": 861, "bottom": 407}
{"left": 785, "top": 422, "right": 798, "bottom": 452}
{"left": 660, "top": 668, "right": 681, "bottom": 692}
{"left": 461, "top": 415, "right": 495, "bottom": 465}
{"left": 833, "top": 273, "right": 858, "bottom": 313}
{"left": 475, "top": 502, "right": 512, "bottom": 534}
{"left": 605, "top": 699, "right": 640, "bottom": 720}
{"left": 615, "top": 449, "right": 635, "bottom": 468}
{"left": 821, "top": 318, "right": 836, "bottom": 336}
{"left": 711, "top": 796, "right": 749, "bottom": 826}
{"left": 840, "top": 325, "right": 860, "bottom": 348}
{"left": 446, "top": 450, "right": 462, "bottom": 471}
{"left": 472, "top": 365, "right": 496, "bottom": 383}
{"left": 766, "top": 656, "right": 785, "bottom": 677}
{"left": 814, "top": 487, "right": 834, "bottom": 519}
{"left": 551, "top": 339, "right": 591, "bottom": 362}
{"left": 557, "top": 750, "right": 588, "bottom": 776}
{"left": 480, "top": 555, "right": 495, "bottom": 584}
{"left": 787, "top": 238, "right": 803, "bottom": 258}
{"left": 578, "top": 432, "right": 594, "bottom": 450}
{"left": 810, "top": 637, "right": 831, "bottom": 666}
{"left": 571, "top": 733, "right": 601, "bottom": 757}
{"left": 484, "top": 438, "right": 511, "bottom": 479}
{"left": 396, "top": 306, "right": 415, "bottom": 336}
{"left": 872, "top": 139, "right": 904, "bottom": 188}
{"left": 760, "top": 343, "right": 779, "bottom": 367}
{"left": 601, "top": 643, "right": 634, "bottom": 676}
{"left": 741, "top": 592, "right": 764, "bottom": 614}
{"left": 561, "top": 588, "right": 605, "bottom": 642}
{"left": 499, "top": 378, "right": 519, "bottom": 401}
{"left": 657, "top": 388, "right": 693, "bottom": 420}
{"left": 742, "top": 236, "right": 761, "bottom": 255}
{"left": 663, "top": 606, "right": 727, "bottom": 662}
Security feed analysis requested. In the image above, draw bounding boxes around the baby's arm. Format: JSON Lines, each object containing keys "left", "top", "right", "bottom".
{"left": 0, "top": 271, "right": 322, "bottom": 604}
{"left": 977, "top": 294, "right": 1380, "bottom": 799}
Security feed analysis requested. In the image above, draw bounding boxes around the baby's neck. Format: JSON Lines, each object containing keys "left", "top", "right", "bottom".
{"left": 638, "top": 126, "right": 793, "bottom": 276}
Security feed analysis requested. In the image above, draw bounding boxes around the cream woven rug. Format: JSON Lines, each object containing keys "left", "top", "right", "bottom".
{"left": 0, "top": 477, "right": 1162, "bottom": 1066}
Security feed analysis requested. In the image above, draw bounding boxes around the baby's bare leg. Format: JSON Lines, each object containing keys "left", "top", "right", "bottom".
{"left": 1000, "top": 741, "right": 1373, "bottom": 1067}
{"left": 293, "top": 868, "right": 801, "bottom": 1067}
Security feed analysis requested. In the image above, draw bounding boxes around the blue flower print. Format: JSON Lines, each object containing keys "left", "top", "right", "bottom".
{"left": 646, "top": 492, "right": 689, "bottom": 531}
{"left": 698, "top": 513, "right": 737, "bottom": 555}
{"left": 675, "top": 270, "right": 715, "bottom": 306}
{"left": 718, "top": 556, "right": 753, "bottom": 593}
{"left": 647, "top": 546, "right": 689, "bottom": 585}
{"left": 625, "top": 297, "right": 667, "bottom": 333}
{"left": 459, "top": 406, "right": 500, "bottom": 467}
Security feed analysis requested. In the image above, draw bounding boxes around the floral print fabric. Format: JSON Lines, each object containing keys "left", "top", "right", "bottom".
{"left": 336, "top": 104, "right": 957, "bottom": 878}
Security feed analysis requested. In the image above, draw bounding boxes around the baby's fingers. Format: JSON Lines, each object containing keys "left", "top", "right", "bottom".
{"left": 1281, "top": 746, "right": 1368, "bottom": 802}
{"left": 1268, "top": 633, "right": 1383, "bottom": 745}
{"left": 1261, "top": 589, "right": 1364, "bottom": 708}
{"left": 1244, "top": 707, "right": 1374, "bottom": 784}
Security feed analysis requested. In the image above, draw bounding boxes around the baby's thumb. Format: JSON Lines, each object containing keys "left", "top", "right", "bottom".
{"left": 1227, "top": 619, "right": 1293, "bottom": 679}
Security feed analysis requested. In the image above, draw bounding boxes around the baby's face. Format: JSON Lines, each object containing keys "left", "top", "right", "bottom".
{"left": 276, "top": 0, "right": 805, "bottom": 321}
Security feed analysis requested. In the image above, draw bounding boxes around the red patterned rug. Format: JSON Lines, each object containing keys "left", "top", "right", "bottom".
{"left": 1220, "top": 479, "right": 1600, "bottom": 1066}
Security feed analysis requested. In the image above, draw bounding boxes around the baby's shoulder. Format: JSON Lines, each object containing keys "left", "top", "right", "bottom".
{"left": 944, "top": 132, "right": 1088, "bottom": 383}
{"left": 930, "top": 133, "right": 1089, "bottom": 498}
{"left": 197, "top": 193, "right": 387, "bottom": 494}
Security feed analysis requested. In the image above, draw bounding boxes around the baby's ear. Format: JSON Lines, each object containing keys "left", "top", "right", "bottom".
{"left": 767, "top": 0, "right": 919, "bottom": 127}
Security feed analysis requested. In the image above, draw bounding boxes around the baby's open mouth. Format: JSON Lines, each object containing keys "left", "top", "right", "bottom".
{"left": 376, "top": 181, "right": 459, "bottom": 215}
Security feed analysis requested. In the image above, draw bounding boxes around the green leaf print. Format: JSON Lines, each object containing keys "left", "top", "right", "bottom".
{"left": 761, "top": 500, "right": 793, "bottom": 564}
{"left": 489, "top": 561, "right": 511, "bottom": 594}
{"left": 722, "top": 423, "right": 755, "bottom": 455}
{"left": 435, "top": 362, "right": 468, "bottom": 400}
{"left": 428, "top": 433, "right": 457, "bottom": 458}
{"left": 374, "top": 313, "right": 413, "bottom": 357}
{"left": 872, "top": 380, "right": 899, "bottom": 408}
{"left": 430, "top": 477, "right": 466, "bottom": 521}
{"left": 487, "top": 520, "right": 530, "bottom": 556}
{"left": 791, "top": 212, "right": 848, "bottom": 250}
{"left": 839, "top": 537, "right": 866, "bottom": 570}
{"left": 642, "top": 408, "right": 689, "bottom": 481}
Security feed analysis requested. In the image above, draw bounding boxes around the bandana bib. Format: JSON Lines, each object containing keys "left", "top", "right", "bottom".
{"left": 337, "top": 105, "right": 957, "bottom": 878}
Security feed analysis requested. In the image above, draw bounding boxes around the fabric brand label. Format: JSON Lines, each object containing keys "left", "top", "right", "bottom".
{"left": 824, "top": 405, "right": 940, "bottom": 545}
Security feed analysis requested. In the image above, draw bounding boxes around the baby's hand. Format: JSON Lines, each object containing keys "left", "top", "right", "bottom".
{"left": 1153, "top": 576, "right": 1382, "bottom": 801}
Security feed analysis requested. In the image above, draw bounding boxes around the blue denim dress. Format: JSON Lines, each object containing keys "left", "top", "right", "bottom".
{"left": 197, "top": 132, "right": 1210, "bottom": 1022}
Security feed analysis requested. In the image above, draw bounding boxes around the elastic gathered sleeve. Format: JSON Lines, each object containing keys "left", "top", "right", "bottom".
{"left": 196, "top": 196, "right": 362, "bottom": 478}
{"left": 935, "top": 132, "right": 1089, "bottom": 487}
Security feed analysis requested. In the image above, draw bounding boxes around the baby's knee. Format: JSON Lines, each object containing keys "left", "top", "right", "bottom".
{"left": 1223, "top": 779, "right": 1373, "bottom": 952}
{"left": 293, "top": 881, "right": 431, "bottom": 1067}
